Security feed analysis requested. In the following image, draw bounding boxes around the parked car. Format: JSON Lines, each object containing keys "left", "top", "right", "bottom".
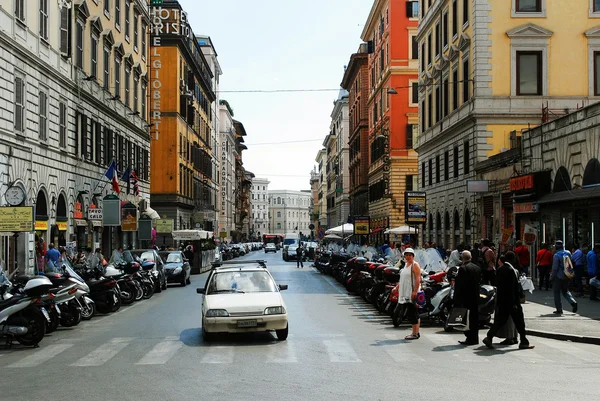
{"left": 264, "top": 243, "right": 277, "bottom": 253}
{"left": 159, "top": 251, "right": 191, "bottom": 287}
{"left": 127, "top": 249, "right": 167, "bottom": 292}
{"left": 197, "top": 261, "right": 289, "bottom": 341}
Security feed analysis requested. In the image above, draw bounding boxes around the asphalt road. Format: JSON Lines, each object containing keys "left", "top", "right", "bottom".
{"left": 1, "top": 250, "right": 599, "bottom": 401}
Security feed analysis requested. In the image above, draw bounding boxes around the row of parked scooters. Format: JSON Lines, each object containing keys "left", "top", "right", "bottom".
{"left": 314, "top": 251, "right": 498, "bottom": 330}
{"left": 0, "top": 255, "right": 165, "bottom": 348}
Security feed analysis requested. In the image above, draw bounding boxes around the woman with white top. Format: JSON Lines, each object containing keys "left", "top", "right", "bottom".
{"left": 397, "top": 248, "right": 422, "bottom": 340}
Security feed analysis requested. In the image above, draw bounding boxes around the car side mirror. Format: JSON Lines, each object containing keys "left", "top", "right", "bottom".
{"left": 278, "top": 284, "right": 288, "bottom": 291}
{"left": 196, "top": 288, "right": 205, "bottom": 294}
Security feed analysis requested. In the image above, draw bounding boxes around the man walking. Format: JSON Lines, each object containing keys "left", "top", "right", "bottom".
{"left": 514, "top": 240, "right": 530, "bottom": 276}
{"left": 453, "top": 250, "right": 481, "bottom": 345}
{"left": 482, "top": 251, "right": 534, "bottom": 350}
{"left": 296, "top": 243, "right": 304, "bottom": 268}
{"left": 587, "top": 245, "right": 599, "bottom": 301}
{"left": 480, "top": 239, "right": 496, "bottom": 286}
{"left": 551, "top": 241, "right": 578, "bottom": 314}
{"left": 44, "top": 243, "right": 61, "bottom": 272}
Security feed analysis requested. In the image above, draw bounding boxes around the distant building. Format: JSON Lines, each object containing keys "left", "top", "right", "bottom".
{"left": 314, "top": 149, "right": 328, "bottom": 230}
{"left": 268, "top": 190, "right": 312, "bottom": 236}
{"left": 251, "top": 178, "right": 270, "bottom": 238}
{"left": 218, "top": 100, "right": 236, "bottom": 242}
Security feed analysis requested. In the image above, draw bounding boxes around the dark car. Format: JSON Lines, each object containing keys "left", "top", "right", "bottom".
{"left": 126, "top": 249, "right": 167, "bottom": 292}
{"left": 159, "top": 251, "right": 191, "bottom": 287}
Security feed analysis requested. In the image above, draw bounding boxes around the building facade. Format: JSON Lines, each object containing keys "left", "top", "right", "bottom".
{"left": 233, "top": 120, "right": 251, "bottom": 241}
{"left": 149, "top": 1, "right": 217, "bottom": 233}
{"left": 217, "top": 100, "right": 236, "bottom": 242}
{"left": 361, "top": 0, "right": 419, "bottom": 242}
{"left": 268, "top": 190, "right": 312, "bottom": 236}
{"left": 341, "top": 45, "right": 370, "bottom": 218}
{"left": 0, "top": 0, "right": 150, "bottom": 273}
{"left": 416, "top": 0, "right": 600, "bottom": 248}
{"left": 309, "top": 167, "right": 320, "bottom": 237}
{"left": 251, "top": 177, "right": 270, "bottom": 237}
{"left": 314, "top": 149, "right": 328, "bottom": 230}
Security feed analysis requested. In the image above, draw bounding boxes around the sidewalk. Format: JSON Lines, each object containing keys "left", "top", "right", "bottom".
{"left": 523, "top": 289, "right": 600, "bottom": 345}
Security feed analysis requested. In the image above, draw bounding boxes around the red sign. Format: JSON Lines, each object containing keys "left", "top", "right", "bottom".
{"left": 74, "top": 202, "right": 84, "bottom": 219}
{"left": 514, "top": 202, "right": 538, "bottom": 214}
{"left": 509, "top": 175, "right": 534, "bottom": 192}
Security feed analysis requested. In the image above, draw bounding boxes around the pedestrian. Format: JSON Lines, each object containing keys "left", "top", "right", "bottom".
{"left": 587, "top": 245, "right": 599, "bottom": 301}
{"left": 110, "top": 246, "right": 124, "bottom": 264}
{"left": 44, "top": 243, "right": 61, "bottom": 272}
{"left": 482, "top": 251, "right": 534, "bottom": 350}
{"left": 570, "top": 243, "right": 585, "bottom": 297}
{"left": 447, "top": 244, "right": 464, "bottom": 269}
{"left": 453, "top": 250, "right": 481, "bottom": 345}
{"left": 551, "top": 240, "right": 578, "bottom": 315}
{"left": 470, "top": 242, "right": 481, "bottom": 266}
{"left": 535, "top": 243, "right": 553, "bottom": 290}
{"left": 297, "top": 242, "right": 304, "bottom": 268}
{"left": 514, "top": 240, "right": 530, "bottom": 276}
{"left": 74, "top": 249, "right": 86, "bottom": 265}
{"left": 480, "top": 239, "right": 496, "bottom": 286}
{"left": 494, "top": 254, "right": 518, "bottom": 345}
{"left": 184, "top": 245, "right": 194, "bottom": 263}
{"left": 397, "top": 248, "right": 422, "bottom": 340}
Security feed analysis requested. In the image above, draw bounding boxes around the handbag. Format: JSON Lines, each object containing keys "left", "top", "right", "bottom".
{"left": 410, "top": 264, "right": 426, "bottom": 306}
{"left": 563, "top": 254, "right": 575, "bottom": 279}
{"left": 447, "top": 307, "right": 470, "bottom": 331}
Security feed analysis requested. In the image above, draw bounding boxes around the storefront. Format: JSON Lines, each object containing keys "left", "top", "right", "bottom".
{"left": 34, "top": 190, "right": 49, "bottom": 272}
{"left": 52, "top": 193, "right": 68, "bottom": 247}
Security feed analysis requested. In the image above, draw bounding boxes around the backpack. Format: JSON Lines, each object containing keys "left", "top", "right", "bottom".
{"left": 477, "top": 248, "right": 488, "bottom": 270}
{"left": 562, "top": 253, "right": 575, "bottom": 279}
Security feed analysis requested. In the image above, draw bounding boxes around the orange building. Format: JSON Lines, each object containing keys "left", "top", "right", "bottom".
{"left": 361, "top": 0, "right": 419, "bottom": 241}
{"left": 149, "top": 1, "right": 216, "bottom": 231}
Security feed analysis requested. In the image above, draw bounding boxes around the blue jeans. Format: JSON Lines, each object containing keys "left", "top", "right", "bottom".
{"left": 574, "top": 265, "right": 584, "bottom": 295}
{"left": 553, "top": 277, "right": 576, "bottom": 311}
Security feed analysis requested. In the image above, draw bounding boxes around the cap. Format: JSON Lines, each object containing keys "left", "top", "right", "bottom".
{"left": 555, "top": 240, "right": 564, "bottom": 249}
{"left": 403, "top": 248, "right": 415, "bottom": 256}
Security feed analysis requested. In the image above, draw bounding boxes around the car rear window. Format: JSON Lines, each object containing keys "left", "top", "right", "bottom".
{"left": 207, "top": 271, "right": 277, "bottom": 294}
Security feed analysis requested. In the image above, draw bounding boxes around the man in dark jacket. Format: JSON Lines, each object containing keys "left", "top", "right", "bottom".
{"left": 453, "top": 250, "right": 481, "bottom": 345}
{"left": 483, "top": 251, "right": 534, "bottom": 350}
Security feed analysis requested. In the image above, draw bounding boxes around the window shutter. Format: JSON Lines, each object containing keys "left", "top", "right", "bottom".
{"left": 14, "top": 77, "right": 23, "bottom": 132}
{"left": 74, "top": 111, "right": 79, "bottom": 154}
{"left": 406, "top": 1, "right": 414, "bottom": 17}
{"left": 60, "top": 7, "right": 71, "bottom": 56}
{"left": 80, "top": 114, "right": 88, "bottom": 158}
{"left": 406, "top": 124, "right": 414, "bottom": 148}
{"left": 95, "top": 122, "right": 102, "bottom": 163}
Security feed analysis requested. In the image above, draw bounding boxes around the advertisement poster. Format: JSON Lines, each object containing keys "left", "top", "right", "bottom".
{"left": 353, "top": 216, "right": 370, "bottom": 235}
{"left": 121, "top": 204, "right": 138, "bottom": 232}
{"left": 404, "top": 191, "right": 427, "bottom": 224}
{"left": 0, "top": 207, "right": 34, "bottom": 232}
{"left": 523, "top": 224, "right": 537, "bottom": 246}
{"left": 501, "top": 228, "right": 514, "bottom": 245}
{"left": 156, "top": 219, "right": 174, "bottom": 233}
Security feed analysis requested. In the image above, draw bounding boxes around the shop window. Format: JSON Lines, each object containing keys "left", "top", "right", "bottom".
{"left": 583, "top": 158, "right": 600, "bottom": 187}
{"left": 553, "top": 166, "right": 572, "bottom": 192}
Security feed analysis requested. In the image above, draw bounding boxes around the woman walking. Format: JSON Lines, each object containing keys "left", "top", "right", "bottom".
{"left": 397, "top": 248, "right": 422, "bottom": 340}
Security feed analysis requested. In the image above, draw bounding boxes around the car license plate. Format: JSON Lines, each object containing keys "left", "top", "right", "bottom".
{"left": 237, "top": 320, "right": 258, "bottom": 328}
{"left": 40, "top": 307, "right": 51, "bottom": 322}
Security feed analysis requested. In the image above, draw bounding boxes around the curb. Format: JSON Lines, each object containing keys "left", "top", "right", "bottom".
{"left": 526, "top": 329, "right": 600, "bottom": 345}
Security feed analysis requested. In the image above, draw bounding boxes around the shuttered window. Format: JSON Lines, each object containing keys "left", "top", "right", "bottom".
{"left": 14, "top": 76, "right": 25, "bottom": 132}
{"left": 80, "top": 114, "right": 88, "bottom": 158}
{"left": 91, "top": 35, "right": 98, "bottom": 79}
{"left": 15, "top": 0, "right": 25, "bottom": 21}
{"left": 75, "top": 21, "right": 84, "bottom": 68}
{"left": 95, "top": 122, "right": 102, "bottom": 164}
{"left": 59, "top": 101, "right": 67, "bottom": 147}
{"left": 60, "top": 6, "right": 71, "bottom": 56}
{"left": 38, "top": 91, "right": 48, "bottom": 141}
{"left": 39, "top": 0, "right": 48, "bottom": 39}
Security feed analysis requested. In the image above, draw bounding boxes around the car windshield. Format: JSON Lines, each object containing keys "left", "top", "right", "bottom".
{"left": 283, "top": 239, "right": 297, "bottom": 246}
{"left": 128, "top": 251, "right": 155, "bottom": 263}
{"left": 164, "top": 253, "right": 182, "bottom": 263}
{"left": 207, "top": 271, "right": 277, "bottom": 294}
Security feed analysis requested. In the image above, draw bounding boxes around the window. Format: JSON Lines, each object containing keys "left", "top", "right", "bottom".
{"left": 411, "top": 82, "right": 419, "bottom": 105}
{"left": 444, "top": 150, "right": 449, "bottom": 181}
{"left": 453, "top": 146, "right": 459, "bottom": 177}
{"left": 463, "top": 58, "right": 470, "bottom": 101}
{"left": 277, "top": 223, "right": 281, "bottom": 230}
{"left": 94, "top": 121, "right": 102, "bottom": 164}
{"left": 124, "top": 63, "right": 131, "bottom": 108}
{"left": 463, "top": 0, "right": 469, "bottom": 25}
{"left": 103, "top": 46, "right": 111, "bottom": 90}
{"left": 114, "top": 58, "right": 121, "bottom": 98}
{"left": 435, "top": 85, "right": 441, "bottom": 122}
{"left": 15, "top": 0, "right": 25, "bottom": 21}
{"left": 141, "top": 81, "right": 147, "bottom": 118}
{"left": 421, "top": 162, "right": 426, "bottom": 187}
{"left": 516, "top": 0, "right": 541, "bottom": 12}
{"left": 435, "top": 23, "right": 440, "bottom": 57}
{"left": 421, "top": 42, "right": 426, "bottom": 71}
{"left": 125, "top": 1, "right": 131, "bottom": 40}
{"left": 443, "top": 77, "right": 449, "bottom": 116}
{"left": 14, "top": 76, "right": 25, "bottom": 133}
{"left": 452, "top": 0, "right": 458, "bottom": 37}
{"left": 428, "top": 159, "right": 433, "bottom": 186}
{"left": 427, "top": 92, "right": 432, "bottom": 128}
{"left": 115, "top": 0, "right": 121, "bottom": 29}
{"left": 39, "top": 0, "right": 49, "bottom": 40}
{"left": 406, "top": 1, "right": 419, "bottom": 18}
{"left": 595, "top": 0, "right": 600, "bottom": 12}
{"left": 59, "top": 101, "right": 67, "bottom": 147}
{"left": 134, "top": 12, "right": 139, "bottom": 51}
{"left": 428, "top": 33, "right": 432, "bottom": 65}
{"left": 452, "top": 68, "right": 459, "bottom": 109}
{"left": 411, "top": 36, "right": 419, "bottom": 60}
{"left": 421, "top": 100, "right": 426, "bottom": 133}
{"left": 91, "top": 35, "right": 98, "bottom": 79}
{"left": 406, "top": 124, "right": 415, "bottom": 148}
{"left": 516, "top": 51, "right": 542, "bottom": 95}
{"left": 277, "top": 211, "right": 281, "bottom": 218}
{"left": 39, "top": 91, "right": 48, "bottom": 141}
{"left": 104, "top": 0, "right": 110, "bottom": 16}
{"left": 141, "top": 22, "right": 147, "bottom": 58}
{"left": 463, "top": 140, "right": 470, "bottom": 175}
{"left": 406, "top": 175, "right": 415, "bottom": 191}
{"left": 442, "top": 12, "right": 448, "bottom": 48}
{"left": 436, "top": 155, "right": 440, "bottom": 183}
{"left": 60, "top": 6, "right": 71, "bottom": 56}
{"left": 76, "top": 21, "right": 84, "bottom": 69}
{"left": 133, "top": 74, "right": 139, "bottom": 112}
{"left": 595, "top": 52, "right": 600, "bottom": 96}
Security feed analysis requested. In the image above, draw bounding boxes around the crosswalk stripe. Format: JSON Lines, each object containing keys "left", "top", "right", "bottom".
{"left": 383, "top": 335, "right": 425, "bottom": 362}
{"left": 136, "top": 338, "right": 183, "bottom": 365}
{"left": 536, "top": 338, "right": 599, "bottom": 363}
{"left": 323, "top": 339, "right": 361, "bottom": 363}
{"left": 7, "top": 344, "right": 74, "bottom": 368}
{"left": 266, "top": 341, "right": 297, "bottom": 363}
{"left": 70, "top": 338, "right": 131, "bottom": 367}
{"left": 200, "top": 346, "right": 234, "bottom": 364}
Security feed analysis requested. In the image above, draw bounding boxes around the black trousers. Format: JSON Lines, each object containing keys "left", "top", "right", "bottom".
{"left": 487, "top": 303, "right": 527, "bottom": 342}
{"left": 464, "top": 305, "right": 479, "bottom": 343}
{"left": 297, "top": 257, "right": 303, "bottom": 267}
{"left": 482, "top": 269, "right": 496, "bottom": 286}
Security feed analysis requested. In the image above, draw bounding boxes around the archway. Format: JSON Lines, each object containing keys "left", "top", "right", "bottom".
{"left": 55, "top": 193, "right": 68, "bottom": 247}
{"left": 436, "top": 212, "right": 442, "bottom": 246}
{"left": 34, "top": 190, "right": 49, "bottom": 272}
{"left": 444, "top": 211, "right": 450, "bottom": 250}
{"left": 453, "top": 209, "right": 461, "bottom": 248}
{"left": 553, "top": 166, "right": 572, "bottom": 193}
{"left": 464, "top": 209, "right": 472, "bottom": 246}
{"left": 583, "top": 158, "right": 600, "bottom": 187}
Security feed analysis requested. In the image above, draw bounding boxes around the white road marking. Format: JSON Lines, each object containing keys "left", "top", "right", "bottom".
{"left": 136, "top": 338, "right": 183, "bottom": 365}
{"left": 70, "top": 338, "right": 132, "bottom": 367}
{"left": 7, "top": 344, "right": 74, "bottom": 368}
{"left": 266, "top": 341, "right": 298, "bottom": 363}
{"left": 383, "top": 334, "right": 425, "bottom": 362}
{"left": 200, "top": 346, "right": 234, "bottom": 364}
{"left": 536, "top": 338, "right": 600, "bottom": 363}
{"left": 323, "top": 339, "right": 361, "bottom": 363}
{"left": 426, "top": 333, "right": 487, "bottom": 362}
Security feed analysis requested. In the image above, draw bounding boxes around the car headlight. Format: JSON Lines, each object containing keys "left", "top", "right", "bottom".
{"left": 206, "top": 309, "right": 229, "bottom": 317}
{"left": 173, "top": 267, "right": 182, "bottom": 274}
{"left": 264, "top": 306, "right": 286, "bottom": 315}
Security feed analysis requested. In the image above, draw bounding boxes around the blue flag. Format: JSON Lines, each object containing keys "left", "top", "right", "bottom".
{"left": 104, "top": 160, "right": 117, "bottom": 180}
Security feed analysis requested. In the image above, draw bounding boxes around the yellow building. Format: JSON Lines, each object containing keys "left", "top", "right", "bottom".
{"left": 416, "top": 0, "right": 600, "bottom": 248}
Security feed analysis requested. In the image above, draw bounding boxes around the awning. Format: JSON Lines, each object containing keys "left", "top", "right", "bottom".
{"left": 75, "top": 219, "right": 88, "bottom": 227}
{"left": 143, "top": 207, "right": 160, "bottom": 220}
{"left": 537, "top": 186, "right": 600, "bottom": 205}
{"left": 172, "top": 229, "right": 212, "bottom": 241}
{"left": 91, "top": 220, "right": 102, "bottom": 227}
{"left": 384, "top": 226, "right": 417, "bottom": 235}
{"left": 325, "top": 223, "right": 353, "bottom": 235}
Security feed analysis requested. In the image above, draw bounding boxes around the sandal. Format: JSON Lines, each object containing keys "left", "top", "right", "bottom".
{"left": 405, "top": 333, "right": 420, "bottom": 340}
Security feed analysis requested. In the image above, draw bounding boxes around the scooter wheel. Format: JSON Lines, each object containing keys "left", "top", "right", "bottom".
{"left": 16, "top": 307, "right": 47, "bottom": 347}
{"left": 81, "top": 301, "right": 96, "bottom": 320}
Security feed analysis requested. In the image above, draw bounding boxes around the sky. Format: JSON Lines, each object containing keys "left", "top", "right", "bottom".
{"left": 178, "top": 0, "right": 375, "bottom": 191}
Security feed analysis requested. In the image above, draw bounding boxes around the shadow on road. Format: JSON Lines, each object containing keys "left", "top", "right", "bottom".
{"left": 179, "top": 327, "right": 279, "bottom": 347}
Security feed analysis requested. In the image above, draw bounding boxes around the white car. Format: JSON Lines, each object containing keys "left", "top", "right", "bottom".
{"left": 264, "top": 243, "right": 277, "bottom": 253}
{"left": 197, "top": 261, "right": 289, "bottom": 341}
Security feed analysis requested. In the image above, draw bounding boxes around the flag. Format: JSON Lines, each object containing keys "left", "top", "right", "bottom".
{"left": 131, "top": 169, "right": 140, "bottom": 197}
{"left": 121, "top": 166, "right": 132, "bottom": 195}
{"left": 112, "top": 175, "right": 121, "bottom": 194}
{"left": 104, "top": 160, "right": 120, "bottom": 194}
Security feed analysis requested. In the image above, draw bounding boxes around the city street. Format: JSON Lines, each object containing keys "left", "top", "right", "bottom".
{"left": 1, "top": 251, "right": 599, "bottom": 401}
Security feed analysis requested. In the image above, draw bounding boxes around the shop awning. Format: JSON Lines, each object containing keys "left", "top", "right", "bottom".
{"left": 75, "top": 219, "right": 88, "bottom": 227}
{"left": 384, "top": 226, "right": 417, "bottom": 235}
{"left": 172, "top": 230, "right": 212, "bottom": 241}
{"left": 537, "top": 186, "right": 600, "bottom": 205}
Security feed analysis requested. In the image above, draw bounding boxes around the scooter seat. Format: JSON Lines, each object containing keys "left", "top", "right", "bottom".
{"left": 0, "top": 295, "right": 23, "bottom": 309}
{"left": 88, "top": 278, "right": 114, "bottom": 288}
